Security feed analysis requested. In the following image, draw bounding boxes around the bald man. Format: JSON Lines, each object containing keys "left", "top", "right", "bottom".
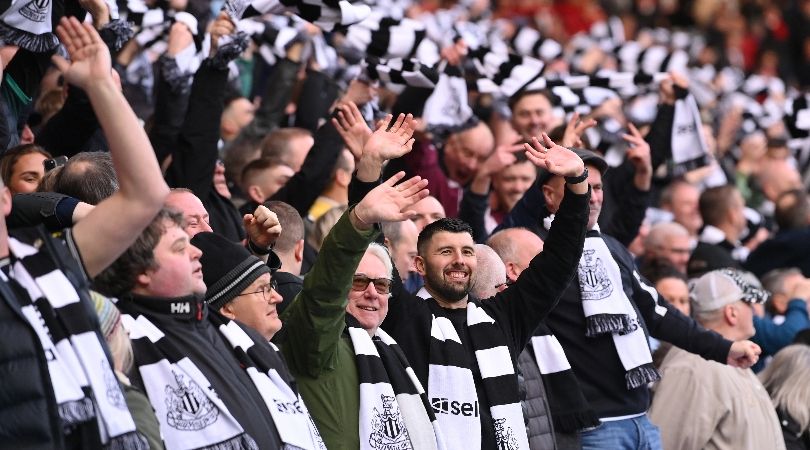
{"left": 487, "top": 227, "right": 545, "bottom": 283}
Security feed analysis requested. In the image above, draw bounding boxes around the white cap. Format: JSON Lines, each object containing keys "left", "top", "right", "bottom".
{"left": 690, "top": 269, "right": 769, "bottom": 314}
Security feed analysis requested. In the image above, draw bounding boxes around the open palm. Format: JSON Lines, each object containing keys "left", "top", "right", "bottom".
{"left": 363, "top": 113, "right": 417, "bottom": 162}
{"left": 524, "top": 133, "right": 585, "bottom": 177}
{"left": 52, "top": 17, "right": 112, "bottom": 90}
{"left": 355, "top": 172, "right": 429, "bottom": 223}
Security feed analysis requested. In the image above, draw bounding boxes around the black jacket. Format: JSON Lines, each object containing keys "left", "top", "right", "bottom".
{"left": 381, "top": 186, "right": 590, "bottom": 448}
{"left": 0, "top": 226, "right": 113, "bottom": 449}
{"left": 542, "top": 230, "right": 732, "bottom": 420}
{"left": 119, "top": 294, "right": 288, "bottom": 449}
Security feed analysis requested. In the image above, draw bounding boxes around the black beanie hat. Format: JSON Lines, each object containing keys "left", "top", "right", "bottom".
{"left": 191, "top": 232, "right": 278, "bottom": 310}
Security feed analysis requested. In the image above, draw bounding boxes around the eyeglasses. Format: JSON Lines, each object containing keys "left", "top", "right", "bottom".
{"left": 495, "top": 278, "right": 515, "bottom": 290}
{"left": 352, "top": 274, "right": 393, "bottom": 295}
{"left": 237, "top": 279, "right": 278, "bottom": 301}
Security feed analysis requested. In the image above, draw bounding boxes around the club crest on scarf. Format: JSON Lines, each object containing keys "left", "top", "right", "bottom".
{"left": 578, "top": 249, "right": 613, "bottom": 300}
{"left": 103, "top": 361, "right": 128, "bottom": 410}
{"left": 494, "top": 418, "right": 519, "bottom": 450}
{"left": 369, "top": 394, "right": 412, "bottom": 450}
{"left": 165, "top": 371, "right": 218, "bottom": 430}
{"left": 19, "top": 0, "right": 49, "bottom": 23}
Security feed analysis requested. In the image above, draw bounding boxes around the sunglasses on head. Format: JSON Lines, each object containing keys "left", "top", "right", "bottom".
{"left": 352, "top": 274, "right": 393, "bottom": 295}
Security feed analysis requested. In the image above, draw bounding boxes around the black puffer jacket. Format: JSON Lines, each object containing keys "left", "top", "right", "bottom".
{"left": 0, "top": 279, "right": 63, "bottom": 449}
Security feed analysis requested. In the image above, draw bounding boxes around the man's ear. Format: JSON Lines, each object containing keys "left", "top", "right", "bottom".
{"left": 541, "top": 183, "right": 556, "bottom": 208}
{"left": 415, "top": 255, "right": 428, "bottom": 277}
{"left": 136, "top": 271, "right": 151, "bottom": 289}
{"left": 724, "top": 304, "right": 738, "bottom": 326}
{"left": 505, "top": 262, "right": 520, "bottom": 283}
{"left": 294, "top": 239, "right": 304, "bottom": 263}
{"left": 335, "top": 168, "right": 352, "bottom": 188}
{"left": 219, "top": 303, "right": 237, "bottom": 320}
{"left": 247, "top": 184, "right": 265, "bottom": 204}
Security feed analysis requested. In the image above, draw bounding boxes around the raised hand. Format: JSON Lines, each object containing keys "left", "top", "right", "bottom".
{"left": 210, "top": 11, "right": 236, "bottom": 56}
{"left": 524, "top": 133, "right": 585, "bottom": 178}
{"left": 362, "top": 113, "right": 417, "bottom": 162}
{"left": 243, "top": 205, "right": 282, "bottom": 249}
{"left": 51, "top": 17, "right": 113, "bottom": 91}
{"left": 354, "top": 172, "right": 429, "bottom": 226}
{"left": 623, "top": 123, "right": 652, "bottom": 174}
{"left": 332, "top": 101, "right": 372, "bottom": 160}
{"left": 561, "top": 112, "right": 597, "bottom": 148}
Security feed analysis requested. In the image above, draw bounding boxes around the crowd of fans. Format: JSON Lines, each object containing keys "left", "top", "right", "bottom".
{"left": 0, "top": 0, "right": 809, "bottom": 449}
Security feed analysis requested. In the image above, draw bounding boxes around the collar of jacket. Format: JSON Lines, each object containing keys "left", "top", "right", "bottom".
{"left": 118, "top": 293, "right": 206, "bottom": 322}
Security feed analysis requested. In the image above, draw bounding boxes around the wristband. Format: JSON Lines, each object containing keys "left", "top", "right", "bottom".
{"left": 248, "top": 239, "right": 273, "bottom": 256}
{"left": 565, "top": 167, "right": 589, "bottom": 185}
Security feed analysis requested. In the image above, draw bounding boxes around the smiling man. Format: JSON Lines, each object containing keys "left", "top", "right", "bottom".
{"left": 280, "top": 172, "right": 442, "bottom": 450}
{"left": 379, "top": 135, "right": 592, "bottom": 450}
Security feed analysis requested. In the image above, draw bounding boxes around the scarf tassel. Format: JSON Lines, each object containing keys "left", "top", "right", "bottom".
{"left": 0, "top": 23, "right": 60, "bottom": 53}
{"left": 198, "top": 434, "right": 259, "bottom": 450}
{"left": 58, "top": 397, "right": 96, "bottom": 427}
{"left": 101, "top": 19, "right": 135, "bottom": 52}
{"left": 584, "top": 314, "right": 630, "bottom": 337}
{"left": 105, "top": 430, "right": 149, "bottom": 450}
{"left": 551, "top": 410, "right": 601, "bottom": 434}
{"left": 624, "top": 363, "right": 661, "bottom": 390}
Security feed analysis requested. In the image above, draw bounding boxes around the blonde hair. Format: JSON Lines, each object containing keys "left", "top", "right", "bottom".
{"left": 107, "top": 321, "right": 134, "bottom": 379}
{"left": 759, "top": 344, "right": 810, "bottom": 433}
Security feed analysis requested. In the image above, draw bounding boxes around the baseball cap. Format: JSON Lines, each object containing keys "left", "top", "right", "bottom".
{"left": 690, "top": 269, "right": 770, "bottom": 314}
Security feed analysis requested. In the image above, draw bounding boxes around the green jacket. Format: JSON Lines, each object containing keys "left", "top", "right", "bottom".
{"left": 281, "top": 209, "right": 378, "bottom": 450}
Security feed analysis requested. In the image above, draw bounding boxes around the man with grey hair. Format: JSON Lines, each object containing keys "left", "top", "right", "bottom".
{"left": 650, "top": 269, "right": 785, "bottom": 450}
{"left": 469, "top": 244, "right": 507, "bottom": 299}
{"left": 280, "top": 122, "right": 445, "bottom": 450}
{"left": 642, "top": 222, "right": 692, "bottom": 274}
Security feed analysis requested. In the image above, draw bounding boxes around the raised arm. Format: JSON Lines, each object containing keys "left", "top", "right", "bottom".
{"left": 281, "top": 173, "right": 428, "bottom": 377}
{"left": 54, "top": 18, "right": 169, "bottom": 277}
{"left": 493, "top": 134, "right": 590, "bottom": 348}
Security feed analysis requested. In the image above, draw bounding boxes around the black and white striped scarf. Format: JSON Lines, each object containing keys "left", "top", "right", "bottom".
{"left": 0, "top": 0, "right": 119, "bottom": 52}
{"left": 528, "top": 323, "right": 598, "bottom": 433}
{"left": 4, "top": 234, "right": 146, "bottom": 449}
{"left": 422, "top": 291, "right": 529, "bottom": 450}
{"left": 577, "top": 228, "right": 659, "bottom": 389}
{"left": 121, "top": 307, "right": 325, "bottom": 450}
{"left": 223, "top": 0, "right": 370, "bottom": 32}
{"left": 347, "top": 316, "right": 446, "bottom": 450}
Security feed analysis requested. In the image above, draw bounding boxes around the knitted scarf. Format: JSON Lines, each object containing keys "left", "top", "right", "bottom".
{"left": 422, "top": 290, "right": 529, "bottom": 450}
{"left": 346, "top": 315, "right": 445, "bottom": 450}
{"left": 0, "top": 0, "right": 119, "bottom": 52}
{"left": 528, "top": 322, "right": 599, "bottom": 433}
{"left": 121, "top": 309, "right": 325, "bottom": 450}
{"left": 5, "top": 235, "right": 146, "bottom": 449}
{"left": 576, "top": 228, "right": 659, "bottom": 389}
